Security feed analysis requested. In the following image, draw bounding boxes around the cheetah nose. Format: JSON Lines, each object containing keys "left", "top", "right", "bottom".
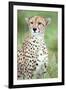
{"left": 33, "top": 28, "right": 37, "bottom": 32}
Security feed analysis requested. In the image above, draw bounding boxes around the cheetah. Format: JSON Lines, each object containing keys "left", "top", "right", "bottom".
{"left": 17, "top": 16, "right": 51, "bottom": 79}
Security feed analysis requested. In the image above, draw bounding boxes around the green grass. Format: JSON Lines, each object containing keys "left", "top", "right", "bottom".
{"left": 17, "top": 10, "right": 58, "bottom": 79}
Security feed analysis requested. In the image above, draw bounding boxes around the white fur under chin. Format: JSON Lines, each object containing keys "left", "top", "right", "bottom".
{"left": 30, "top": 29, "right": 44, "bottom": 40}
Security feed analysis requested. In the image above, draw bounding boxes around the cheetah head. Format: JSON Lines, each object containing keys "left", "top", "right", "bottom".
{"left": 25, "top": 16, "right": 51, "bottom": 37}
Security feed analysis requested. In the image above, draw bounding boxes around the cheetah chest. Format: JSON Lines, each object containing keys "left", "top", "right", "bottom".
{"left": 35, "top": 42, "right": 48, "bottom": 72}
{"left": 17, "top": 36, "right": 48, "bottom": 79}
{"left": 25, "top": 37, "right": 48, "bottom": 71}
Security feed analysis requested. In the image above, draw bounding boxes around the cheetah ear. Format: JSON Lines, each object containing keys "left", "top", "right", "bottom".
{"left": 25, "top": 17, "right": 29, "bottom": 23}
{"left": 46, "top": 17, "right": 51, "bottom": 26}
{"left": 25, "top": 16, "right": 33, "bottom": 23}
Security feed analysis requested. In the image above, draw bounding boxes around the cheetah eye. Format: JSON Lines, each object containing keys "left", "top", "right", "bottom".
{"left": 38, "top": 22, "right": 42, "bottom": 25}
{"left": 30, "top": 22, "right": 33, "bottom": 24}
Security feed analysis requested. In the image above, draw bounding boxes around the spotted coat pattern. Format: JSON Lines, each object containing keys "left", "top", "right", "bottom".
{"left": 17, "top": 36, "right": 48, "bottom": 79}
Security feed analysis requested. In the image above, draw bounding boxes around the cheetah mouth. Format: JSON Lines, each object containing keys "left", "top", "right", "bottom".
{"left": 32, "top": 30, "right": 42, "bottom": 34}
{"left": 33, "top": 31, "right": 43, "bottom": 35}
{"left": 30, "top": 29, "right": 44, "bottom": 36}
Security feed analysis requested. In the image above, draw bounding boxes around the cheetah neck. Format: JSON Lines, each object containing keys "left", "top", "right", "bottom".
{"left": 32, "top": 34, "right": 44, "bottom": 41}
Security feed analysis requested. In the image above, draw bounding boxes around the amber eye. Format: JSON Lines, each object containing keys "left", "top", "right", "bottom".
{"left": 38, "top": 22, "right": 42, "bottom": 25}
{"left": 30, "top": 22, "right": 33, "bottom": 24}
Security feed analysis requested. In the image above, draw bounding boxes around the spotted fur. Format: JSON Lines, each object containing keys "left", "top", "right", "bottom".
{"left": 17, "top": 16, "right": 51, "bottom": 79}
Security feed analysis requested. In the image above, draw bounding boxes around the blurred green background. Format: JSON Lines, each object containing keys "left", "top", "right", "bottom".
{"left": 17, "top": 10, "right": 58, "bottom": 78}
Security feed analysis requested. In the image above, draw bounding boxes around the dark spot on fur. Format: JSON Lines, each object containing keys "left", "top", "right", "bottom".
{"left": 18, "top": 75, "right": 20, "bottom": 78}
{"left": 21, "top": 58, "right": 22, "bottom": 60}
{"left": 30, "top": 60, "right": 31, "bottom": 62}
{"left": 20, "top": 53, "right": 22, "bottom": 55}
{"left": 33, "top": 40, "right": 36, "bottom": 43}
{"left": 44, "top": 63, "right": 47, "bottom": 68}
{"left": 40, "top": 53, "right": 42, "bottom": 55}
{"left": 33, "top": 48, "right": 35, "bottom": 50}
{"left": 36, "top": 63, "right": 38, "bottom": 66}
{"left": 17, "top": 55, "right": 19, "bottom": 57}
{"left": 30, "top": 65, "right": 31, "bottom": 67}
{"left": 33, "top": 60, "right": 36, "bottom": 63}
{"left": 44, "top": 47, "right": 45, "bottom": 49}
{"left": 35, "top": 45, "right": 37, "bottom": 47}
{"left": 34, "top": 67, "right": 36, "bottom": 70}
{"left": 45, "top": 52, "right": 47, "bottom": 54}
{"left": 23, "top": 57, "right": 25, "bottom": 59}
{"left": 32, "top": 56, "right": 34, "bottom": 58}
{"left": 31, "top": 54, "right": 32, "bottom": 55}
